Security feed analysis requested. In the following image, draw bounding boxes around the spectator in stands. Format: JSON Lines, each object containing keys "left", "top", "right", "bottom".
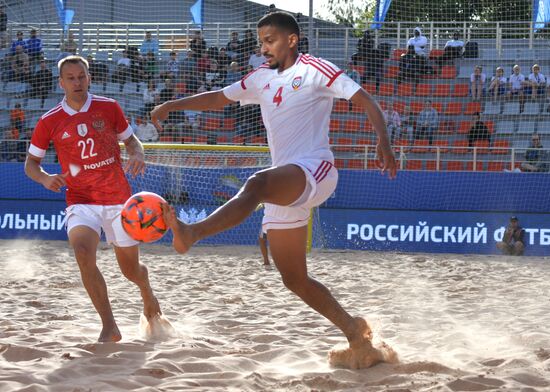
{"left": 180, "top": 49, "right": 197, "bottom": 74}
{"left": 401, "top": 104, "right": 414, "bottom": 143}
{"left": 470, "top": 65, "right": 486, "bottom": 101}
{"left": 357, "top": 30, "right": 374, "bottom": 60}
{"left": 439, "top": 31, "right": 463, "bottom": 65}
{"left": 60, "top": 31, "right": 77, "bottom": 55}
{"left": 196, "top": 49, "right": 212, "bottom": 78}
{"left": 29, "top": 59, "right": 53, "bottom": 107}
{"left": 87, "top": 55, "right": 109, "bottom": 87}
{"left": 298, "top": 30, "right": 309, "bottom": 54}
{"left": 383, "top": 102, "right": 402, "bottom": 143}
{"left": 345, "top": 61, "right": 361, "bottom": 85}
{"left": 225, "top": 61, "right": 241, "bottom": 86}
{"left": 160, "top": 78, "right": 176, "bottom": 104}
{"left": 521, "top": 133, "right": 549, "bottom": 172}
{"left": 144, "top": 52, "right": 158, "bottom": 81}
{"left": 190, "top": 30, "right": 207, "bottom": 57}
{"left": 508, "top": 64, "right": 527, "bottom": 97}
{"left": 407, "top": 27, "right": 428, "bottom": 57}
{"left": 112, "top": 49, "right": 131, "bottom": 83}
{"left": 248, "top": 46, "right": 267, "bottom": 69}
{"left": 496, "top": 216, "right": 525, "bottom": 256}
{"left": 398, "top": 45, "right": 422, "bottom": 85}
{"left": 4, "top": 124, "right": 22, "bottom": 161}
{"left": 217, "top": 47, "right": 230, "bottom": 79}
{"left": 160, "top": 51, "right": 179, "bottom": 80}
{"left": 415, "top": 100, "right": 438, "bottom": 144}
{"left": 26, "top": 29, "right": 43, "bottom": 65}
{"left": 10, "top": 103, "right": 25, "bottom": 137}
{"left": 226, "top": 31, "right": 241, "bottom": 60}
{"left": 467, "top": 112, "right": 490, "bottom": 147}
{"left": 11, "top": 45, "right": 30, "bottom": 82}
{"left": 488, "top": 66, "right": 506, "bottom": 100}
{"left": 133, "top": 115, "right": 159, "bottom": 142}
{"left": 200, "top": 60, "right": 224, "bottom": 92}
{"left": 182, "top": 68, "right": 200, "bottom": 95}
{"left": 139, "top": 31, "right": 159, "bottom": 56}
{"left": 143, "top": 80, "right": 160, "bottom": 116}
{"left": 10, "top": 31, "right": 27, "bottom": 54}
{"left": 236, "top": 103, "right": 262, "bottom": 142}
{"left": 240, "top": 29, "right": 257, "bottom": 63}
{"left": 0, "top": 6, "right": 8, "bottom": 49}
{"left": 527, "top": 64, "right": 546, "bottom": 99}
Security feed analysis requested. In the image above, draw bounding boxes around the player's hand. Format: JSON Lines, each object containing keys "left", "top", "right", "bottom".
{"left": 41, "top": 172, "right": 68, "bottom": 193}
{"left": 151, "top": 103, "right": 170, "bottom": 131}
{"left": 376, "top": 141, "right": 397, "bottom": 179}
{"left": 124, "top": 153, "right": 145, "bottom": 178}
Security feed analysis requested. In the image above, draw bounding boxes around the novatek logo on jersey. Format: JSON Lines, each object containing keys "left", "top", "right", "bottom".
{"left": 77, "top": 123, "right": 88, "bottom": 137}
{"left": 292, "top": 76, "right": 302, "bottom": 90}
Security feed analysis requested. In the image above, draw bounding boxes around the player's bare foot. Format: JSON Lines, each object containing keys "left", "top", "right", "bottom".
{"left": 98, "top": 324, "right": 122, "bottom": 342}
{"left": 142, "top": 290, "right": 162, "bottom": 320}
{"left": 160, "top": 203, "right": 195, "bottom": 254}
{"left": 328, "top": 317, "right": 398, "bottom": 369}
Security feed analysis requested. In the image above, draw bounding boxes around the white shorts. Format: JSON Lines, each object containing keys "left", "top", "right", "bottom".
{"left": 262, "top": 159, "right": 338, "bottom": 231}
{"left": 66, "top": 204, "right": 139, "bottom": 247}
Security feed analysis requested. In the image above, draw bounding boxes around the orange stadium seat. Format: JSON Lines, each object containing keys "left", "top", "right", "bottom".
{"left": 393, "top": 101, "right": 406, "bottom": 114}
{"left": 473, "top": 140, "right": 490, "bottom": 154}
{"left": 438, "top": 120, "right": 456, "bottom": 134}
{"left": 351, "top": 102, "right": 365, "bottom": 113}
{"left": 465, "top": 101, "right": 482, "bottom": 115}
{"left": 412, "top": 139, "right": 430, "bottom": 153}
{"left": 433, "top": 84, "right": 451, "bottom": 97}
{"left": 343, "top": 119, "right": 362, "bottom": 132}
{"left": 426, "top": 160, "right": 438, "bottom": 171}
{"left": 406, "top": 160, "right": 423, "bottom": 170}
{"left": 394, "top": 138, "right": 409, "bottom": 148}
{"left": 181, "top": 136, "right": 193, "bottom": 144}
{"left": 445, "top": 102, "right": 463, "bottom": 115}
{"left": 429, "top": 49, "right": 444, "bottom": 59}
{"left": 488, "top": 161, "right": 506, "bottom": 171}
{"left": 159, "top": 136, "right": 175, "bottom": 142}
{"left": 216, "top": 135, "right": 229, "bottom": 144}
{"left": 452, "top": 83, "right": 469, "bottom": 97}
{"left": 465, "top": 161, "right": 483, "bottom": 171}
{"left": 367, "top": 159, "right": 380, "bottom": 169}
{"left": 203, "top": 117, "right": 221, "bottom": 131}
{"left": 416, "top": 83, "right": 432, "bottom": 96}
{"left": 487, "top": 121, "right": 495, "bottom": 134}
{"left": 392, "top": 48, "right": 407, "bottom": 60}
{"left": 364, "top": 120, "right": 374, "bottom": 132}
{"left": 452, "top": 139, "right": 470, "bottom": 153}
{"left": 251, "top": 136, "right": 266, "bottom": 144}
{"left": 397, "top": 83, "right": 414, "bottom": 96}
{"left": 379, "top": 83, "right": 395, "bottom": 96}
{"left": 440, "top": 65, "right": 457, "bottom": 79}
{"left": 232, "top": 135, "right": 245, "bottom": 144}
{"left": 334, "top": 158, "right": 346, "bottom": 168}
{"left": 333, "top": 99, "right": 349, "bottom": 113}
{"left": 432, "top": 101, "right": 443, "bottom": 113}
{"left": 195, "top": 135, "right": 208, "bottom": 144}
{"left": 356, "top": 137, "right": 371, "bottom": 145}
{"left": 377, "top": 100, "right": 387, "bottom": 111}
{"left": 348, "top": 159, "right": 365, "bottom": 169}
{"left": 223, "top": 117, "right": 235, "bottom": 131}
{"left": 492, "top": 139, "right": 509, "bottom": 154}
{"left": 433, "top": 139, "right": 449, "bottom": 153}
{"left": 410, "top": 101, "right": 424, "bottom": 114}
{"left": 385, "top": 65, "right": 399, "bottom": 78}
{"left": 363, "top": 82, "right": 377, "bottom": 95}
{"left": 335, "top": 137, "right": 354, "bottom": 152}
{"left": 329, "top": 118, "right": 341, "bottom": 132}
{"left": 458, "top": 121, "right": 471, "bottom": 134}
{"left": 446, "top": 161, "right": 464, "bottom": 171}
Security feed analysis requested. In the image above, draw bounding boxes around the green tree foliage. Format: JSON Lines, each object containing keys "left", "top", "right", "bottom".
{"left": 322, "top": 0, "right": 532, "bottom": 24}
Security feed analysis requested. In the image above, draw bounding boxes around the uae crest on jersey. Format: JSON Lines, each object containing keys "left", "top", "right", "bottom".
{"left": 292, "top": 76, "right": 302, "bottom": 90}
{"left": 77, "top": 123, "right": 88, "bottom": 137}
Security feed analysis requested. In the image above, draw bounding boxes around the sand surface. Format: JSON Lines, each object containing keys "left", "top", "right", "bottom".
{"left": 1, "top": 239, "right": 550, "bottom": 391}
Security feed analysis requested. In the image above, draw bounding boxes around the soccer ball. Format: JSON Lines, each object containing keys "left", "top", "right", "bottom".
{"left": 121, "top": 191, "right": 167, "bottom": 242}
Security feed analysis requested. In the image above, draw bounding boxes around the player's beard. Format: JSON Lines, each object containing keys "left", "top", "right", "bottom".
{"left": 268, "top": 60, "right": 279, "bottom": 70}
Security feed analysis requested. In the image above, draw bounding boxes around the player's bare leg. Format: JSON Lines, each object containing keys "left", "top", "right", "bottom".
{"left": 114, "top": 245, "right": 161, "bottom": 320}
{"left": 68, "top": 226, "right": 121, "bottom": 342}
{"left": 268, "top": 226, "right": 398, "bottom": 369}
{"left": 161, "top": 164, "right": 307, "bottom": 254}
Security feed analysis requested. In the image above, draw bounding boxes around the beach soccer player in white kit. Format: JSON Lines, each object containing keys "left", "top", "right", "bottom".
{"left": 151, "top": 11, "right": 398, "bottom": 368}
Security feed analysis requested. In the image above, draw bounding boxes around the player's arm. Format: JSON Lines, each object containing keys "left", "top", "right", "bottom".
{"left": 151, "top": 90, "right": 234, "bottom": 130}
{"left": 24, "top": 154, "right": 67, "bottom": 193}
{"left": 350, "top": 89, "right": 397, "bottom": 178}
{"left": 122, "top": 134, "right": 145, "bottom": 177}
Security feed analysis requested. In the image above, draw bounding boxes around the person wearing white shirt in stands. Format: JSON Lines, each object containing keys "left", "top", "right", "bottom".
{"left": 507, "top": 64, "right": 527, "bottom": 97}
{"left": 407, "top": 27, "right": 428, "bottom": 57}
{"left": 152, "top": 11, "right": 397, "bottom": 370}
{"left": 383, "top": 102, "right": 402, "bottom": 143}
{"left": 439, "top": 31, "right": 464, "bottom": 64}
{"left": 134, "top": 115, "right": 159, "bottom": 142}
{"left": 248, "top": 46, "right": 267, "bottom": 69}
{"left": 470, "top": 65, "right": 486, "bottom": 101}
{"left": 488, "top": 66, "right": 507, "bottom": 100}
{"left": 527, "top": 64, "right": 547, "bottom": 99}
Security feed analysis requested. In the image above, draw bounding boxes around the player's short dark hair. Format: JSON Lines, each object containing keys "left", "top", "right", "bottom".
{"left": 257, "top": 11, "right": 300, "bottom": 36}
{"left": 58, "top": 55, "right": 89, "bottom": 77}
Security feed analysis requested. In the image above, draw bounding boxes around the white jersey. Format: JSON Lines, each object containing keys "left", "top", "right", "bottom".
{"left": 223, "top": 53, "right": 361, "bottom": 166}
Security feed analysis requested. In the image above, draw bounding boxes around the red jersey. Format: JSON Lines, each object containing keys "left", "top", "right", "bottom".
{"left": 29, "top": 93, "right": 133, "bottom": 206}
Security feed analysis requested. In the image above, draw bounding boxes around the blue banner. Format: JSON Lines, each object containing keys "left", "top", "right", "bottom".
{"left": 372, "top": 0, "right": 392, "bottom": 29}
{"left": 53, "top": 0, "right": 74, "bottom": 33}
{"left": 534, "top": 0, "right": 550, "bottom": 30}
{"left": 190, "top": 0, "right": 203, "bottom": 27}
